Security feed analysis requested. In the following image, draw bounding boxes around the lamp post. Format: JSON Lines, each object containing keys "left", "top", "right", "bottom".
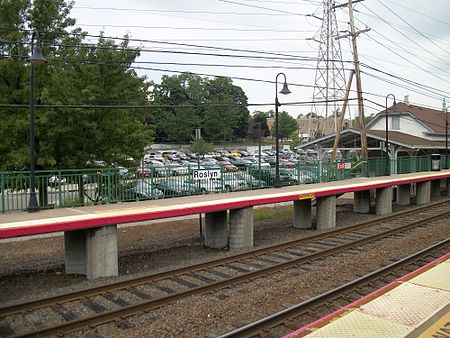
{"left": 274, "top": 72, "right": 291, "bottom": 188}
{"left": 446, "top": 106, "right": 449, "bottom": 169}
{"left": 385, "top": 94, "right": 396, "bottom": 176}
{"left": 27, "top": 33, "right": 47, "bottom": 213}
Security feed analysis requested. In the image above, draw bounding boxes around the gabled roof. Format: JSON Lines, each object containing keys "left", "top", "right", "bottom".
{"left": 299, "top": 128, "right": 446, "bottom": 150}
{"left": 367, "top": 130, "right": 446, "bottom": 149}
{"left": 372, "top": 102, "right": 446, "bottom": 134}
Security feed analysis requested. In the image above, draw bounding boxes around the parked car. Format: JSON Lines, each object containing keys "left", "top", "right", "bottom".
{"left": 136, "top": 162, "right": 170, "bottom": 177}
{"left": 217, "top": 161, "right": 239, "bottom": 172}
{"left": 123, "top": 182, "right": 163, "bottom": 200}
{"left": 252, "top": 168, "right": 298, "bottom": 186}
{"left": 48, "top": 175, "right": 67, "bottom": 186}
{"left": 167, "top": 163, "right": 191, "bottom": 176}
{"left": 183, "top": 177, "right": 222, "bottom": 193}
{"left": 235, "top": 172, "right": 266, "bottom": 188}
{"left": 231, "top": 158, "right": 253, "bottom": 169}
{"left": 218, "top": 173, "right": 249, "bottom": 191}
{"left": 291, "top": 168, "right": 318, "bottom": 184}
{"left": 154, "top": 178, "right": 199, "bottom": 196}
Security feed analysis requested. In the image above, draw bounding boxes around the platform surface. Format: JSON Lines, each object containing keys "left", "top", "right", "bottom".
{"left": 285, "top": 252, "right": 450, "bottom": 338}
{"left": 0, "top": 170, "right": 449, "bottom": 239}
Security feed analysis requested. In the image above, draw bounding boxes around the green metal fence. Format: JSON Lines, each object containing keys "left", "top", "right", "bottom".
{"left": 0, "top": 155, "right": 446, "bottom": 213}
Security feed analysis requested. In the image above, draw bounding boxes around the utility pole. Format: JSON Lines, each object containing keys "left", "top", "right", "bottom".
{"left": 347, "top": 0, "right": 368, "bottom": 159}
{"left": 330, "top": 70, "right": 355, "bottom": 163}
{"left": 334, "top": 0, "right": 369, "bottom": 160}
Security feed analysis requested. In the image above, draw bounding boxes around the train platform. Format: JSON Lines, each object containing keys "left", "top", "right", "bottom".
{"left": 1, "top": 170, "right": 449, "bottom": 239}
{"left": 1, "top": 170, "right": 449, "bottom": 279}
{"left": 285, "top": 252, "right": 450, "bottom": 338}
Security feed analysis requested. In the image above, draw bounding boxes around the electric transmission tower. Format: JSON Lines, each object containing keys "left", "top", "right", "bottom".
{"left": 308, "top": 0, "right": 347, "bottom": 139}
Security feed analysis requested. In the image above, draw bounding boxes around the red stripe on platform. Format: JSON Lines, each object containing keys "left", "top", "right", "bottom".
{"left": 283, "top": 252, "right": 450, "bottom": 337}
{"left": 1, "top": 172, "right": 449, "bottom": 239}
{"left": 0, "top": 195, "right": 296, "bottom": 238}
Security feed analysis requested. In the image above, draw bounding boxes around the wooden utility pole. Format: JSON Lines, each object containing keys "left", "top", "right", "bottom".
{"left": 330, "top": 70, "right": 355, "bottom": 163}
{"left": 347, "top": 0, "right": 368, "bottom": 159}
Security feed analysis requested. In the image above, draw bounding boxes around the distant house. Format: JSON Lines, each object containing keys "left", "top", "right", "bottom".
{"left": 298, "top": 102, "right": 447, "bottom": 167}
{"left": 366, "top": 102, "right": 447, "bottom": 156}
{"left": 267, "top": 116, "right": 353, "bottom": 139}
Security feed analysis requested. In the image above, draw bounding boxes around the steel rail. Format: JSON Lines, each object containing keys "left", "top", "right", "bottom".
{"left": 9, "top": 209, "right": 450, "bottom": 337}
{"left": 217, "top": 238, "right": 450, "bottom": 338}
{"left": 2, "top": 199, "right": 448, "bottom": 318}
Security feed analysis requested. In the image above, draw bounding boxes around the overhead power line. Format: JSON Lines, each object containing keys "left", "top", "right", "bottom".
{"left": 0, "top": 98, "right": 359, "bottom": 110}
{"left": 76, "top": 24, "right": 315, "bottom": 33}
{"left": 388, "top": 0, "right": 450, "bottom": 28}
{"left": 74, "top": 5, "right": 291, "bottom": 16}
{"left": 360, "top": 4, "right": 450, "bottom": 73}
{"left": 216, "top": 0, "right": 305, "bottom": 16}
{"left": 0, "top": 27, "right": 353, "bottom": 64}
{"left": 77, "top": 24, "right": 314, "bottom": 33}
{"left": 375, "top": 0, "right": 450, "bottom": 57}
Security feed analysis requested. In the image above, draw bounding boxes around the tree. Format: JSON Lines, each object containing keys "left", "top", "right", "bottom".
{"left": 150, "top": 73, "right": 250, "bottom": 143}
{"left": 249, "top": 111, "right": 270, "bottom": 140}
{"left": 190, "top": 138, "right": 214, "bottom": 155}
{"left": 204, "top": 76, "right": 249, "bottom": 141}
{"left": 290, "top": 132, "right": 301, "bottom": 149}
{"left": 149, "top": 72, "right": 205, "bottom": 143}
{"left": 0, "top": 0, "right": 75, "bottom": 170}
{"left": 306, "top": 112, "right": 318, "bottom": 118}
{"left": 0, "top": 1, "right": 153, "bottom": 170}
{"left": 271, "top": 111, "right": 298, "bottom": 140}
{"left": 41, "top": 35, "right": 153, "bottom": 167}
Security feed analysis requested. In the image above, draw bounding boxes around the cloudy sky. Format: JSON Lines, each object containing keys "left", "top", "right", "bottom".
{"left": 69, "top": 0, "right": 450, "bottom": 118}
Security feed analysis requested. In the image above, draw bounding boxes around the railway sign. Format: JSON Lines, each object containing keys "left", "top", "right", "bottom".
{"left": 192, "top": 168, "right": 221, "bottom": 180}
{"left": 299, "top": 193, "right": 315, "bottom": 200}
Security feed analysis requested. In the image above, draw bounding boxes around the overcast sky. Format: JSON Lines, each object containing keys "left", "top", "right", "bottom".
{"left": 69, "top": 0, "right": 450, "bottom": 118}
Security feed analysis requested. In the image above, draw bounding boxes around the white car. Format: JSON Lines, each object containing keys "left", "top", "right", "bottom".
{"left": 184, "top": 178, "right": 222, "bottom": 193}
{"left": 48, "top": 175, "right": 67, "bottom": 185}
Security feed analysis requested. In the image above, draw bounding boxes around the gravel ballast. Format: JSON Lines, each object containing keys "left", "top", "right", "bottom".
{"left": 0, "top": 197, "right": 449, "bottom": 337}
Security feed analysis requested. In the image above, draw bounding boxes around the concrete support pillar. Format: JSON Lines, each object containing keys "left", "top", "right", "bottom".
{"left": 316, "top": 195, "right": 336, "bottom": 230}
{"left": 375, "top": 186, "right": 393, "bottom": 215}
{"left": 293, "top": 199, "right": 312, "bottom": 228}
{"left": 229, "top": 207, "right": 253, "bottom": 249}
{"left": 397, "top": 184, "right": 411, "bottom": 206}
{"left": 204, "top": 210, "right": 228, "bottom": 249}
{"left": 65, "top": 229, "right": 87, "bottom": 275}
{"left": 354, "top": 190, "right": 370, "bottom": 214}
{"left": 416, "top": 181, "right": 431, "bottom": 205}
{"left": 430, "top": 179, "right": 441, "bottom": 199}
{"left": 65, "top": 224, "right": 118, "bottom": 280}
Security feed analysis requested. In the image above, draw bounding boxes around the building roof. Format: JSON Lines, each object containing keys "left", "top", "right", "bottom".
{"left": 299, "top": 128, "right": 446, "bottom": 150}
{"left": 367, "top": 130, "right": 446, "bottom": 149}
{"left": 378, "top": 102, "right": 446, "bottom": 134}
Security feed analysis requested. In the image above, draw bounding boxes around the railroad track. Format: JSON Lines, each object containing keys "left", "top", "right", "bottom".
{"left": 218, "top": 239, "right": 450, "bottom": 338}
{"left": 0, "top": 200, "right": 449, "bottom": 338}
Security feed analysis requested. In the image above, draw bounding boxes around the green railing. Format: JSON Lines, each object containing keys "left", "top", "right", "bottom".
{"left": 0, "top": 155, "right": 446, "bottom": 213}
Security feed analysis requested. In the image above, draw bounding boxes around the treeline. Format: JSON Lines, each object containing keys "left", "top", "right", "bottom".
{"left": 0, "top": 0, "right": 297, "bottom": 171}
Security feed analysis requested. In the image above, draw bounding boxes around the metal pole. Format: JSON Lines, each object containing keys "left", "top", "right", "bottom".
{"left": 274, "top": 72, "right": 291, "bottom": 188}
{"left": 385, "top": 96, "right": 389, "bottom": 176}
{"left": 258, "top": 122, "right": 262, "bottom": 187}
{"left": 27, "top": 39, "right": 39, "bottom": 212}
{"left": 446, "top": 106, "right": 449, "bottom": 169}
{"left": 275, "top": 92, "right": 281, "bottom": 188}
{"left": 195, "top": 128, "right": 203, "bottom": 242}
{"left": 384, "top": 94, "right": 395, "bottom": 176}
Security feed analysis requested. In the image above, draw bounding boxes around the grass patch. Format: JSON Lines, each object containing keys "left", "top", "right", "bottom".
{"left": 254, "top": 204, "right": 293, "bottom": 221}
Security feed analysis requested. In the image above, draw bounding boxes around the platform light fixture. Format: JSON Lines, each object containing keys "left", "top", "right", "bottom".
{"left": 274, "top": 72, "right": 291, "bottom": 188}
{"left": 27, "top": 32, "right": 47, "bottom": 213}
{"left": 385, "top": 94, "right": 396, "bottom": 176}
